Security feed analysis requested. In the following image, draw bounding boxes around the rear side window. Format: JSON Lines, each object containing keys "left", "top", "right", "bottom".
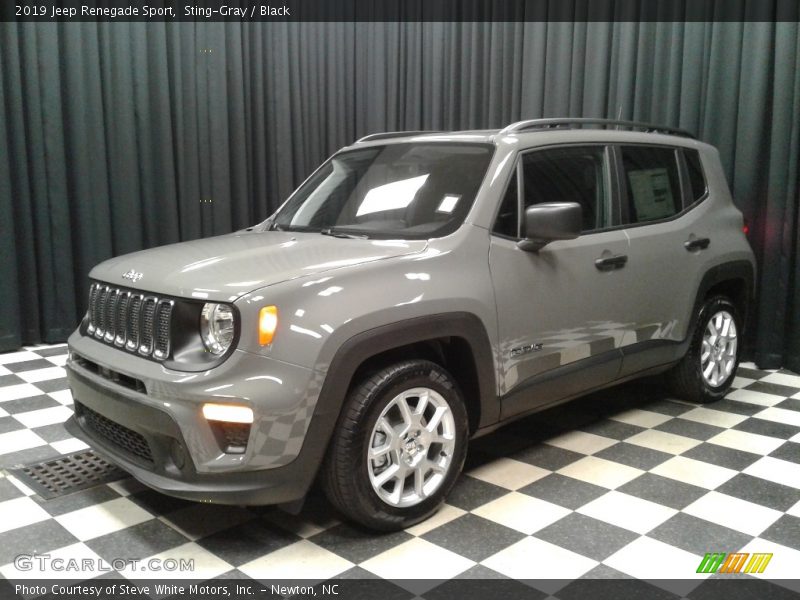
{"left": 621, "top": 146, "right": 682, "bottom": 224}
{"left": 521, "top": 146, "right": 609, "bottom": 232}
{"left": 684, "top": 149, "right": 708, "bottom": 202}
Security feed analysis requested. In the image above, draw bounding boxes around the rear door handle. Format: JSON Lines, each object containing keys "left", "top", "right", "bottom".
{"left": 595, "top": 254, "right": 628, "bottom": 271}
{"left": 684, "top": 237, "right": 710, "bottom": 251}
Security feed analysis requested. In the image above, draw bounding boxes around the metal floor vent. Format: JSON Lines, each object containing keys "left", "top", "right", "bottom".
{"left": 8, "top": 450, "right": 127, "bottom": 500}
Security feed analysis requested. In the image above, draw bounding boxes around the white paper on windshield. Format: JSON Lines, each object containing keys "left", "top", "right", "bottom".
{"left": 356, "top": 174, "right": 429, "bottom": 217}
{"left": 436, "top": 194, "right": 461, "bottom": 214}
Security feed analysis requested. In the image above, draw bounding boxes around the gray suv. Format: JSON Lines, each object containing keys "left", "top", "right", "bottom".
{"left": 66, "top": 118, "right": 755, "bottom": 530}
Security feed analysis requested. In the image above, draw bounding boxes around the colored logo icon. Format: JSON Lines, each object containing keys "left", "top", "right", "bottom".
{"left": 696, "top": 552, "right": 773, "bottom": 574}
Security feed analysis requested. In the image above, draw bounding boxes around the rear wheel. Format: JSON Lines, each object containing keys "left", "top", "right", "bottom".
{"left": 322, "top": 359, "right": 468, "bottom": 531}
{"left": 666, "top": 295, "right": 741, "bottom": 404}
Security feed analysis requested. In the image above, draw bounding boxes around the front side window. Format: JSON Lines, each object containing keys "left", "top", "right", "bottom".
{"left": 621, "top": 146, "right": 682, "bottom": 223}
{"left": 492, "top": 146, "right": 609, "bottom": 237}
{"left": 272, "top": 143, "right": 494, "bottom": 239}
{"left": 521, "top": 146, "right": 609, "bottom": 232}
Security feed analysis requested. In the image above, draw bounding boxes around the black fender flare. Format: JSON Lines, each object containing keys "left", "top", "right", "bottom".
{"left": 318, "top": 311, "right": 497, "bottom": 427}
{"left": 690, "top": 260, "right": 755, "bottom": 337}
{"left": 288, "top": 312, "right": 498, "bottom": 496}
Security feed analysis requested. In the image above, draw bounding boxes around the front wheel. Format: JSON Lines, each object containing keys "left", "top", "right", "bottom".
{"left": 666, "top": 295, "right": 742, "bottom": 404}
{"left": 321, "top": 360, "right": 468, "bottom": 531}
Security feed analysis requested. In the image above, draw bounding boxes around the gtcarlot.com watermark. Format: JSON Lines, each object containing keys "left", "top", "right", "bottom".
{"left": 14, "top": 553, "right": 194, "bottom": 573}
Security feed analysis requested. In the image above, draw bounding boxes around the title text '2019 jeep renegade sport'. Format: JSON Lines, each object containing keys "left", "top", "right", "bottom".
{"left": 66, "top": 118, "right": 755, "bottom": 530}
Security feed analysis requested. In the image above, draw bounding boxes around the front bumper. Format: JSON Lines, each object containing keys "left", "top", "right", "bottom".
{"left": 65, "top": 332, "right": 331, "bottom": 505}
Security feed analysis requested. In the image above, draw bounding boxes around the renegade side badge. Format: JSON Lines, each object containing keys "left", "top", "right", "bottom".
{"left": 511, "top": 343, "right": 543, "bottom": 357}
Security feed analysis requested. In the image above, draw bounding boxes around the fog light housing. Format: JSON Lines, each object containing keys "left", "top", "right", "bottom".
{"left": 169, "top": 439, "right": 186, "bottom": 469}
{"left": 210, "top": 422, "right": 251, "bottom": 455}
{"left": 202, "top": 403, "right": 253, "bottom": 454}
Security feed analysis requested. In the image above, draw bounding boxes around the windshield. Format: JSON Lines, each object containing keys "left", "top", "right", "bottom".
{"left": 271, "top": 142, "right": 494, "bottom": 239}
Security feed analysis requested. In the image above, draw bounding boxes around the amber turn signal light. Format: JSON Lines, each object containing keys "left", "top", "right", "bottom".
{"left": 259, "top": 305, "right": 278, "bottom": 345}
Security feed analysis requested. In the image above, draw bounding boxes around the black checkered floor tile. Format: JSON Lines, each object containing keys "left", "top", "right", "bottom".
{"left": 1, "top": 344, "right": 799, "bottom": 595}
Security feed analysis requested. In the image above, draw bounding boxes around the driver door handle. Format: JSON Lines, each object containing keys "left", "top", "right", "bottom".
{"left": 595, "top": 254, "right": 628, "bottom": 271}
{"left": 684, "top": 237, "right": 711, "bottom": 251}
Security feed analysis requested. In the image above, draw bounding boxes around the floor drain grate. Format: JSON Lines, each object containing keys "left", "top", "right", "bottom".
{"left": 8, "top": 450, "right": 127, "bottom": 500}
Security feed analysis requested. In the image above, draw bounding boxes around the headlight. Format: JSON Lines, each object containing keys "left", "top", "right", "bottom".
{"left": 200, "top": 303, "right": 235, "bottom": 355}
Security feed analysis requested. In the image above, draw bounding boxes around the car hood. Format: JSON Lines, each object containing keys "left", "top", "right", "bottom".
{"left": 89, "top": 230, "right": 428, "bottom": 301}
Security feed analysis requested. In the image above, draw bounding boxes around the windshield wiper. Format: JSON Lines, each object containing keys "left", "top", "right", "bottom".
{"left": 320, "top": 228, "right": 369, "bottom": 239}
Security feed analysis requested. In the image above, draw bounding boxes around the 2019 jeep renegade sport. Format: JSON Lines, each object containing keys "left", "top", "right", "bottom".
{"left": 66, "top": 118, "right": 755, "bottom": 530}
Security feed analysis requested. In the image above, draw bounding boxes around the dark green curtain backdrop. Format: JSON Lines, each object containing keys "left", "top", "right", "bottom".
{"left": 1, "top": 21, "right": 799, "bottom": 370}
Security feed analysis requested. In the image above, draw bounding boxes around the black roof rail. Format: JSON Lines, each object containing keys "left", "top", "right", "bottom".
{"left": 356, "top": 131, "right": 443, "bottom": 143}
{"left": 499, "top": 118, "right": 695, "bottom": 139}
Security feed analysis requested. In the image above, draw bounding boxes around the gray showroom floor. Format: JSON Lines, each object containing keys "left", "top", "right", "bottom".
{"left": 0, "top": 344, "right": 799, "bottom": 595}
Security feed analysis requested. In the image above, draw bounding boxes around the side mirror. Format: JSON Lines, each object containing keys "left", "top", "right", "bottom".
{"left": 518, "top": 202, "right": 582, "bottom": 252}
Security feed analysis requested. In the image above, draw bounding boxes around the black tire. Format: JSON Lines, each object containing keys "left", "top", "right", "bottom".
{"left": 666, "top": 295, "right": 742, "bottom": 404}
{"left": 321, "top": 359, "right": 469, "bottom": 531}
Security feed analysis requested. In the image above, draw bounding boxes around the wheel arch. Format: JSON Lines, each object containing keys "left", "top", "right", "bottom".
{"left": 321, "top": 312, "right": 498, "bottom": 434}
{"left": 691, "top": 260, "right": 755, "bottom": 337}
{"left": 663, "top": 261, "right": 753, "bottom": 404}
{"left": 306, "top": 312, "right": 500, "bottom": 455}
{"left": 290, "top": 312, "right": 497, "bottom": 498}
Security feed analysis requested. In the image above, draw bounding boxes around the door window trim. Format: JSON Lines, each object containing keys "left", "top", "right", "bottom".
{"left": 489, "top": 141, "right": 712, "bottom": 239}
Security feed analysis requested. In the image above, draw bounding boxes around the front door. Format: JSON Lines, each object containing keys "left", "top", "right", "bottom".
{"left": 489, "top": 144, "right": 635, "bottom": 419}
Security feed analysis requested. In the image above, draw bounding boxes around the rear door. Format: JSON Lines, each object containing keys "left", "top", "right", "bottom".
{"left": 614, "top": 145, "right": 710, "bottom": 377}
{"left": 490, "top": 145, "right": 635, "bottom": 419}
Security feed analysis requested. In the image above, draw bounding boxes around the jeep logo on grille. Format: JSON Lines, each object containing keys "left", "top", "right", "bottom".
{"left": 122, "top": 269, "right": 143, "bottom": 283}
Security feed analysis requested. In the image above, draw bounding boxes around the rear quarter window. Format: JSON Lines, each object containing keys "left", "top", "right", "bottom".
{"left": 684, "top": 149, "right": 708, "bottom": 203}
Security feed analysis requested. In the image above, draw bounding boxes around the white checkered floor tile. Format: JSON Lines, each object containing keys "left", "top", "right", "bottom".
{"left": 1, "top": 344, "right": 800, "bottom": 596}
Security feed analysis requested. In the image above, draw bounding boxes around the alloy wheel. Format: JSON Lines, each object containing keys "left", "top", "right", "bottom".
{"left": 367, "top": 387, "right": 456, "bottom": 508}
{"left": 700, "top": 310, "right": 738, "bottom": 387}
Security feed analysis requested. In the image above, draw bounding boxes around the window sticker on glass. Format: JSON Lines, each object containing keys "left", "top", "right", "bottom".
{"left": 436, "top": 194, "right": 461, "bottom": 214}
{"left": 356, "top": 174, "right": 429, "bottom": 217}
{"left": 628, "top": 168, "right": 676, "bottom": 221}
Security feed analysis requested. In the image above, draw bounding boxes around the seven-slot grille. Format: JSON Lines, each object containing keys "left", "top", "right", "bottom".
{"left": 86, "top": 282, "right": 174, "bottom": 360}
